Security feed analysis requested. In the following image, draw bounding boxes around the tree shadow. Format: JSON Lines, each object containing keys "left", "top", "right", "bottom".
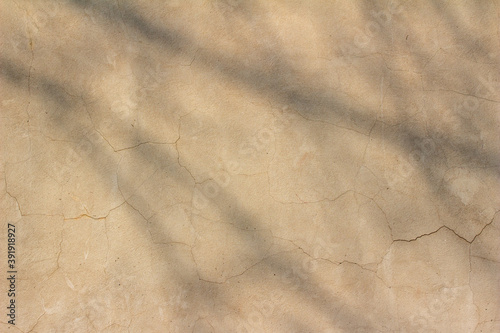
{"left": 1, "top": 0, "right": 498, "bottom": 331}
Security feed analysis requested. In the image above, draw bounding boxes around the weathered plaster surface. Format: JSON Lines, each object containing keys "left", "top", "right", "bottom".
{"left": 1, "top": 0, "right": 499, "bottom": 332}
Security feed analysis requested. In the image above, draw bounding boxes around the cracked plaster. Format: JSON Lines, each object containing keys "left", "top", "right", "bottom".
{"left": 1, "top": 0, "right": 499, "bottom": 332}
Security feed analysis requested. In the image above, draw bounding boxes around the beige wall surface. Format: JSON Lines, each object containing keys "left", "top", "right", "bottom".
{"left": 1, "top": 0, "right": 499, "bottom": 332}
